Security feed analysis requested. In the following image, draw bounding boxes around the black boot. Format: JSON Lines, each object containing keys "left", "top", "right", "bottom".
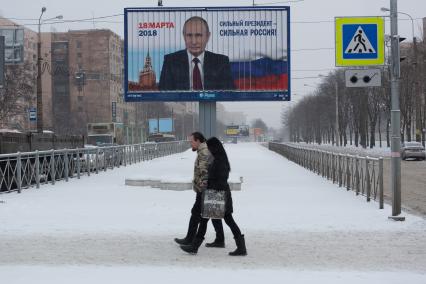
{"left": 229, "top": 234, "right": 247, "bottom": 256}
{"left": 205, "top": 238, "right": 225, "bottom": 248}
{"left": 206, "top": 219, "right": 225, "bottom": 248}
{"left": 174, "top": 215, "right": 199, "bottom": 245}
{"left": 180, "top": 237, "right": 204, "bottom": 254}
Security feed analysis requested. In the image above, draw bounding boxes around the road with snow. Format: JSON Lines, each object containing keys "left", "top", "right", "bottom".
{"left": 0, "top": 143, "right": 425, "bottom": 283}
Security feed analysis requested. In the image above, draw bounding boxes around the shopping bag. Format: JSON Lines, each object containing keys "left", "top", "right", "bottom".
{"left": 201, "top": 189, "right": 226, "bottom": 219}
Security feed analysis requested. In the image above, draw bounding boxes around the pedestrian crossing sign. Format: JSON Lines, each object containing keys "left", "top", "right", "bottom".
{"left": 335, "top": 17, "right": 385, "bottom": 66}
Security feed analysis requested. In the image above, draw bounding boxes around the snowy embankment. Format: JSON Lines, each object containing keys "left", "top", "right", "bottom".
{"left": 287, "top": 142, "right": 391, "bottom": 158}
{"left": 0, "top": 143, "right": 425, "bottom": 283}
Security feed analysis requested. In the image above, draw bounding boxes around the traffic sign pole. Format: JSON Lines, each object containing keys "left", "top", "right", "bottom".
{"left": 389, "top": 0, "right": 404, "bottom": 220}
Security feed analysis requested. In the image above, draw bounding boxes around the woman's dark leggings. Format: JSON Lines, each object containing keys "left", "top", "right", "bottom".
{"left": 196, "top": 214, "right": 242, "bottom": 239}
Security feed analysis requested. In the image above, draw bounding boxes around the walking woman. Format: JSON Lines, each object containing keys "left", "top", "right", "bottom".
{"left": 180, "top": 137, "right": 247, "bottom": 256}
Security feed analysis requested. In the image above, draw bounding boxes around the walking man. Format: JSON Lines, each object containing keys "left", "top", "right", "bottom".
{"left": 174, "top": 132, "right": 225, "bottom": 248}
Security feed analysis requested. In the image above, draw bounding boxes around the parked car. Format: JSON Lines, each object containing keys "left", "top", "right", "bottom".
{"left": 401, "top": 142, "right": 426, "bottom": 161}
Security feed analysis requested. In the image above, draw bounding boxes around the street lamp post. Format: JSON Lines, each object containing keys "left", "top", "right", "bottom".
{"left": 381, "top": 7, "right": 420, "bottom": 142}
{"left": 389, "top": 0, "right": 403, "bottom": 219}
{"left": 36, "top": 8, "right": 62, "bottom": 133}
{"left": 36, "top": 7, "right": 46, "bottom": 133}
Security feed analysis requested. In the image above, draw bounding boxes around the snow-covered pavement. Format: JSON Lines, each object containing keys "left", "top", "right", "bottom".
{"left": 1, "top": 143, "right": 425, "bottom": 283}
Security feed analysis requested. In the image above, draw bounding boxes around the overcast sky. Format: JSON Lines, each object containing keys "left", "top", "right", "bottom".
{"left": 1, "top": 0, "right": 425, "bottom": 129}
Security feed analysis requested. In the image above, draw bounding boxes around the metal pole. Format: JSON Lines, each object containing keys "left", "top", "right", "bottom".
{"left": 36, "top": 7, "right": 46, "bottom": 133}
{"left": 199, "top": 101, "right": 216, "bottom": 138}
{"left": 0, "top": 36, "right": 4, "bottom": 89}
{"left": 389, "top": 0, "right": 404, "bottom": 220}
{"left": 335, "top": 81, "right": 339, "bottom": 146}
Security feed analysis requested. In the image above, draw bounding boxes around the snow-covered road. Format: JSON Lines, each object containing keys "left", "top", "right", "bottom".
{"left": 1, "top": 143, "right": 425, "bottom": 283}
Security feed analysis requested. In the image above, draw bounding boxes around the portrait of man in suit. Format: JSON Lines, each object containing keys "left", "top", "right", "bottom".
{"left": 159, "top": 16, "right": 235, "bottom": 91}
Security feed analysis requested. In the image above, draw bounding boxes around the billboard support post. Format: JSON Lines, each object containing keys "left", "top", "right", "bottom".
{"left": 199, "top": 101, "right": 216, "bottom": 138}
{"left": 0, "top": 36, "right": 4, "bottom": 88}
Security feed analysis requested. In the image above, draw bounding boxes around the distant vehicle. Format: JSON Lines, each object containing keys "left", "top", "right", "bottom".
{"left": 401, "top": 142, "right": 425, "bottom": 161}
{"left": 147, "top": 133, "right": 176, "bottom": 143}
{"left": 87, "top": 122, "right": 124, "bottom": 145}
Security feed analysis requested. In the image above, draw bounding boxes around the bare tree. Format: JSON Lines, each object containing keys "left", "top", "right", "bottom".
{"left": 0, "top": 63, "right": 36, "bottom": 127}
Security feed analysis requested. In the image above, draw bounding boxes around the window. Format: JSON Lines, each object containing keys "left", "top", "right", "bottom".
{"left": 76, "top": 41, "right": 82, "bottom": 48}
{"left": 78, "top": 96, "right": 84, "bottom": 102}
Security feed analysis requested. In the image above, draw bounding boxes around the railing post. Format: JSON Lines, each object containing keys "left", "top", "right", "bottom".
{"left": 77, "top": 149, "right": 81, "bottom": 179}
{"left": 50, "top": 150, "right": 55, "bottom": 185}
{"left": 35, "top": 150, "right": 40, "bottom": 189}
{"left": 123, "top": 146, "right": 127, "bottom": 167}
{"left": 104, "top": 149, "right": 107, "bottom": 172}
{"left": 64, "top": 149, "right": 69, "bottom": 182}
{"left": 16, "top": 152, "right": 22, "bottom": 193}
{"left": 112, "top": 147, "right": 115, "bottom": 168}
{"left": 366, "top": 158, "right": 371, "bottom": 202}
{"left": 86, "top": 149, "right": 91, "bottom": 177}
{"left": 338, "top": 154, "right": 343, "bottom": 187}
{"left": 379, "top": 158, "right": 384, "bottom": 209}
{"left": 96, "top": 148, "right": 99, "bottom": 174}
{"left": 355, "top": 157, "right": 360, "bottom": 195}
{"left": 346, "top": 156, "right": 350, "bottom": 191}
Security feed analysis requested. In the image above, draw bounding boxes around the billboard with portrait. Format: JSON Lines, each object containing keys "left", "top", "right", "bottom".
{"left": 124, "top": 6, "right": 290, "bottom": 102}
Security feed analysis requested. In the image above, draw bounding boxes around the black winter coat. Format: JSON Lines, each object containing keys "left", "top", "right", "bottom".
{"left": 207, "top": 156, "right": 233, "bottom": 214}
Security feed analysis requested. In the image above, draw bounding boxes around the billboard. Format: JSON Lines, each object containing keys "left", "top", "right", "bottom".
{"left": 239, "top": 125, "right": 249, "bottom": 136}
{"left": 159, "top": 118, "right": 173, "bottom": 132}
{"left": 149, "top": 117, "right": 173, "bottom": 133}
{"left": 124, "top": 6, "right": 290, "bottom": 102}
{"left": 149, "top": 118, "right": 159, "bottom": 134}
{"left": 226, "top": 126, "right": 239, "bottom": 136}
{"left": 226, "top": 125, "right": 249, "bottom": 137}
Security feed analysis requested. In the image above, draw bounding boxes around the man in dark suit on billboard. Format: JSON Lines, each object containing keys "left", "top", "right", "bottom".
{"left": 159, "top": 16, "right": 235, "bottom": 91}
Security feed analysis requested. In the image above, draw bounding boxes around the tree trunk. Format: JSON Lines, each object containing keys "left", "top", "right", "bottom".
{"left": 386, "top": 118, "right": 391, "bottom": 147}
{"left": 378, "top": 113, "right": 382, "bottom": 148}
{"left": 370, "top": 118, "right": 376, "bottom": 148}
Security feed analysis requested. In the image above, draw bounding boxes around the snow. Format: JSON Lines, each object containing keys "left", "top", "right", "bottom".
{"left": 0, "top": 266, "right": 425, "bottom": 284}
{"left": 289, "top": 142, "right": 392, "bottom": 158}
{"left": 0, "top": 143, "right": 425, "bottom": 283}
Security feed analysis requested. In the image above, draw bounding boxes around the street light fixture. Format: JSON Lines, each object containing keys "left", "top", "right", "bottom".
{"left": 36, "top": 7, "right": 62, "bottom": 133}
{"left": 382, "top": 7, "right": 421, "bottom": 143}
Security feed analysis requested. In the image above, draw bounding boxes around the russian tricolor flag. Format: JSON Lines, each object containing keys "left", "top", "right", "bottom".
{"left": 231, "top": 57, "right": 288, "bottom": 91}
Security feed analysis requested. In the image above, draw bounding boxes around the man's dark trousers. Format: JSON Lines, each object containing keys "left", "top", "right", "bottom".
{"left": 187, "top": 192, "right": 224, "bottom": 242}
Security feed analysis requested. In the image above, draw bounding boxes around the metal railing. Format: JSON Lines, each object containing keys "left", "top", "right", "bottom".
{"left": 269, "top": 143, "right": 384, "bottom": 209}
{"left": 0, "top": 141, "right": 190, "bottom": 194}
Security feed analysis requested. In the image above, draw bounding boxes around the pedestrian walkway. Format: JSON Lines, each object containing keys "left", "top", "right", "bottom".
{"left": 0, "top": 143, "right": 425, "bottom": 283}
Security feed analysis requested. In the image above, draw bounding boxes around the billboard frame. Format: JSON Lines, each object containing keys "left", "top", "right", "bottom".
{"left": 124, "top": 6, "right": 291, "bottom": 102}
